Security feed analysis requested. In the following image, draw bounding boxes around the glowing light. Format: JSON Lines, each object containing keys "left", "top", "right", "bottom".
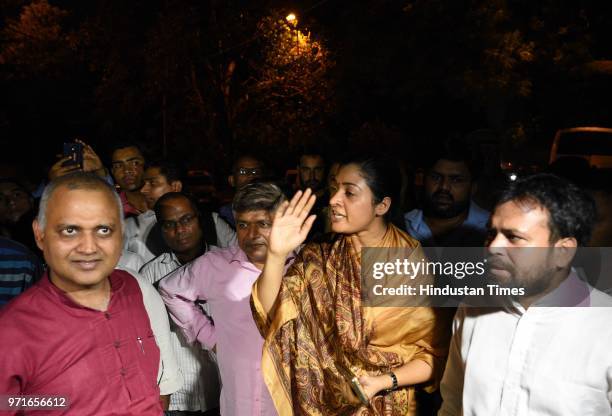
{"left": 286, "top": 13, "right": 297, "bottom": 25}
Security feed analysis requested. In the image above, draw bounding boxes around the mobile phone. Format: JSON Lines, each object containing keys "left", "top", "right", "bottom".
{"left": 336, "top": 362, "right": 370, "bottom": 405}
{"left": 62, "top": 142, "right": 83, "bottom": 168}
{"left": 349, "top": 376, "right": 370, "bottom": 405}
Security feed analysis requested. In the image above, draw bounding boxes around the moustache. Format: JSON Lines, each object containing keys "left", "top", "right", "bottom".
{"left": 485, "top": 257, "right": 513, "bottom": 271}
{"left": 245, "top": 239, "right": 267, "bottom": 247}
{"left": 432, "top": 190, "right": 454, "bottom": 201}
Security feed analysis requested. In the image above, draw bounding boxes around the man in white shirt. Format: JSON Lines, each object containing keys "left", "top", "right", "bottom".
{"left": 140, "top": 192, "right": 221, "bottom": 415}
{"left": 439, "top": 173, "right": 612, "bottom": 416}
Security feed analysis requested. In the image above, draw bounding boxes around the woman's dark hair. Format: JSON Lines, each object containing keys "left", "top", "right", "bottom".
{"left": 496, "top": 173, "right": 596, "bottom": 246}
{"left": 338, "top": 153, "right": 405, "bottom": 230}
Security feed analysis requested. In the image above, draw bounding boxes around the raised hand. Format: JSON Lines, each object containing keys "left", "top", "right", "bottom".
{"left": 268, "top": 189, "right": 317, "bottom": 258}
{"left": 77, "top": 139, "right": 105, "bottom": 176}
{"left": 48, "top": 156, "right": 80, "bottom": 181}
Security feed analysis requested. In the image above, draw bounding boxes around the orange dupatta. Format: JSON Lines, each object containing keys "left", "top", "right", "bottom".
{"left": 251, "top": 225, "right": 451, "bottom": 415}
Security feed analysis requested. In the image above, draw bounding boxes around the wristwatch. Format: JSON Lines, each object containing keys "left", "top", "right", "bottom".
{"left": 388, "top": 371, "right": 398, "bottom": 391}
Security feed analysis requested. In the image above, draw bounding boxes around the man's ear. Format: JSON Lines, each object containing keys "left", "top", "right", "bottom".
{"left": 375, "top": 197, "right": 391, "bottom": 217}
{"left": 228, "top": 175, "right": 235, "bottom": 188}
{"left": 171, "top": 180, "right": 182, "bottom": 192}
{"left": 32, "top": 219, "right": 45, "bottom": 252}
{"left": 553, "top": 237, "right": 578, "bottom": 269}
{"left": 470, "top": 182, "right": 478, "bottom": 197}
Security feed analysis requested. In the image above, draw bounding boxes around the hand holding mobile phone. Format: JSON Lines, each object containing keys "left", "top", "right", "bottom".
{"left": 62, "top": 142, "right": 84, "bottom": 168}
{"left": 349, "top": 376, "right": 370, "bottom": 405}
{"left": 336, "top": 362, "right": 370, "bottom": 405}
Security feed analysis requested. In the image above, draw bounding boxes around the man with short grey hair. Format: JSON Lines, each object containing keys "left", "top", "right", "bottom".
{"left": 160, "top": 182, "right": 292, "bottom": 416}
{"left": 0, "top": 172, "right": 180, "bottom": 415}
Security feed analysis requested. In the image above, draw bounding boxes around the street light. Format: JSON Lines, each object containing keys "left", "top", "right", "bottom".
{"left": 286, "top": 13, "right": 297, "bottom": 27}
{"left": 285, "top": 13, "right": 299, "bottom": 55}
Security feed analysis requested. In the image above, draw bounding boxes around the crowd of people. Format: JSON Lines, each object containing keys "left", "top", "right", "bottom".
{"left": 0, "top": 137, "right": 611, "bottom": 416}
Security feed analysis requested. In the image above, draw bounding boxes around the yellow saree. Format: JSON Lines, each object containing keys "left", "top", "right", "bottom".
{"left": 251, "top": 225, "right": 452, "bottom": 415}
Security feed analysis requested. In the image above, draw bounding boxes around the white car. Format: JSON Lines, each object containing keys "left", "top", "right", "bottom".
{"left": 550, "top": 127, "right": 612, "bottom": 169}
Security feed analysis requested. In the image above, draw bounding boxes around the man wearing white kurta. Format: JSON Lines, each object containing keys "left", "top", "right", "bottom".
{"left": 439, "top": 174, "right": 612, "bottom": 416}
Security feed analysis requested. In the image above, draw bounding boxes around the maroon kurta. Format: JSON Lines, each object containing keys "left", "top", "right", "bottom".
{"left": 0, "top": 269, "right": 163, "bottom": 415}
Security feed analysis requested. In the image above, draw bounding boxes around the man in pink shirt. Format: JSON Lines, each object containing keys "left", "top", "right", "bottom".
{"left": 160, "top": 182, "right": 291, "bottom": 416}
{"left": 0, "top": 172, "right": 164, "bottom": 415}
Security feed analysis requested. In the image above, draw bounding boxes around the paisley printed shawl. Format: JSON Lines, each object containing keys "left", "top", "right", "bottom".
{"left": 251, "top": 225, "right": 451, "bottom": 415}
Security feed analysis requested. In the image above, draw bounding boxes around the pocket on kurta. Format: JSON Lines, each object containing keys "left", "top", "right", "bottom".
{"left": 127, "top": 329, "right": 160, "bottom": 399}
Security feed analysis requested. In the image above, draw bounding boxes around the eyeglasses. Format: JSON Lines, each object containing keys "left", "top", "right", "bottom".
{"left": 160, "top": 214, "right": 197, "bottom": 231}
{"left": 236, "top": 167, "right": 262, "bottom": 177}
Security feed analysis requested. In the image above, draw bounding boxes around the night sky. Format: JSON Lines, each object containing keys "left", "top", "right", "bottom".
{"left": 2, "top": 0, "right": 612, "bottom": 181}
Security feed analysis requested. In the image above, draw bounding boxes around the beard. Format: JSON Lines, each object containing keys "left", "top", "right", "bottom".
{"left": 423, "top": 190, "right": 470, "bottom": 219}
{"left": 486, "top": 251, "right": 557, "bottom": 298}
